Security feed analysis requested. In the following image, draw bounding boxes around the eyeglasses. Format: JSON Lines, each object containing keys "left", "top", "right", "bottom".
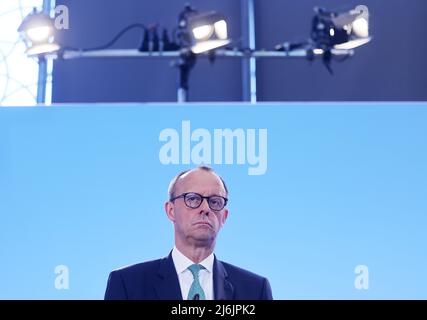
{"left": 170, "top": 192, "right": 228, "bottom": 211}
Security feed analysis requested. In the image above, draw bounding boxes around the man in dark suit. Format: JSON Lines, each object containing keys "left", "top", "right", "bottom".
{"left": 105, "top": 166, "right": 273, "bottom": 300}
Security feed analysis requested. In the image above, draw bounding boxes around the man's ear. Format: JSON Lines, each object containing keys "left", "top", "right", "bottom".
{"left": 221, "top": 209, "right": 228, "bottom": 226}
{"left": 165, "top": 201, "right": 175, "bottom": 222}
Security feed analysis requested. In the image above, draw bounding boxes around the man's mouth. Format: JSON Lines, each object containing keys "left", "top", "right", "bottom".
{"left": 193, "top": 221, "right": 212, "bottom": 228}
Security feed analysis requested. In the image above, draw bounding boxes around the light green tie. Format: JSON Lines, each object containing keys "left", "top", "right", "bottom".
{"left": 187, "top": 264, "right": 206, "bottom": 300}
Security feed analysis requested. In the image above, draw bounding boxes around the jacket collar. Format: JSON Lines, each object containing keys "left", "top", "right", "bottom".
{"left": 213, "top": 255, "right": 234, "bottom": 300}
{"left": 154, "top": 251, "right": 234, "bottom": 300}
{"left": 154, "top": 252, "right": 183, "bottom": 300}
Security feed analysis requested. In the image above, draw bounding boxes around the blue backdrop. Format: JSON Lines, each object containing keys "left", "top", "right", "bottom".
{"left": 0, "top": 102, "right": 426, "bottom": 299}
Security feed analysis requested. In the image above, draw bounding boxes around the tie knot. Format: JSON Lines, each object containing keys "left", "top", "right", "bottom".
{"left": 188, "top": 264, "right": 203, "bottom": 279}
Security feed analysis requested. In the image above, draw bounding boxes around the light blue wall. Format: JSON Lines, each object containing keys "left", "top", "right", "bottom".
{"left": 1, "top": 102, "right": 426, "bottom": 299}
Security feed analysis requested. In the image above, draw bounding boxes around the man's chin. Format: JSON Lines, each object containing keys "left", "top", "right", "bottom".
{"left": 190, "top": 231, "right": 216, "bottom": 244}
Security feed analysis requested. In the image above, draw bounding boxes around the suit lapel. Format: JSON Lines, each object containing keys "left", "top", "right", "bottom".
{"left": 154, "top": 252, "right": 183, "bottom": 300}
{"left": 213, "top": 256, "right": 234, "bottom": 300}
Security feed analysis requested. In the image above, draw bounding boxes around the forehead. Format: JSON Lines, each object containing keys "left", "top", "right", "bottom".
{"left": 175, "top": 169, "right": 226, "bottom": 196}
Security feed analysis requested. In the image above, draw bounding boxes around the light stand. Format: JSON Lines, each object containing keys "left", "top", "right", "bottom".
{"left": 37, "top": 56, "right": 47, "bottom": 103}
{"left": 176, "top": 49, "right": 196, "bottom": 103}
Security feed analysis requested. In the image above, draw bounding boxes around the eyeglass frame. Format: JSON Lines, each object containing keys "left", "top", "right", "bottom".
{"left": 169, "top": 192, "right": 228, "bottom": 211}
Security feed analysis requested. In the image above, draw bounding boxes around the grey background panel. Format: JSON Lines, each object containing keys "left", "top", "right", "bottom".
{"left": 52, "top": 0, "right": 427, "bottom": 102}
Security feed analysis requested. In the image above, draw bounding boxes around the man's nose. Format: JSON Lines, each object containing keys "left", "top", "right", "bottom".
{"left": 199, "top": 198, "right": 211, "bottom": 214}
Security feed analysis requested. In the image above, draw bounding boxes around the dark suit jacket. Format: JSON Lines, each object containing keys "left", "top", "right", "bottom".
{"left": 104, "top": 253, "right": 273, "bottom": 300}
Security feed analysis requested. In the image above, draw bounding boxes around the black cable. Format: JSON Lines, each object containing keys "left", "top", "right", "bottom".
{"left": 274, "top": 40, "right": 310, "bottom": 52}
{"left": 62, "top": 23, "right": 147, "bottom": 52}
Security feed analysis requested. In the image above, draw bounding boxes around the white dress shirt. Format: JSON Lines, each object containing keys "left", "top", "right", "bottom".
{"left": 171, "top": 246, "right": 214, "bottom": 300}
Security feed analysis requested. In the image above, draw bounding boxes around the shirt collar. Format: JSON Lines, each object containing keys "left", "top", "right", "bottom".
{"left": 172, "top": 246, "right": 214, "bottom": 274}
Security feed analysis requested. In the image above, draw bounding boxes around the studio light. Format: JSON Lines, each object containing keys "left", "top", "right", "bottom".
{"left": 17, "top": 3, "right": 372, "bottom": 103}
{"left": 311, "top": 5, "right": 371, "bottom": 50}
{"left": 187, "top": 11, "right": 230, "bottom": 54}
{"left": 18, "top": 8, "right": 60, "bottom": 56}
